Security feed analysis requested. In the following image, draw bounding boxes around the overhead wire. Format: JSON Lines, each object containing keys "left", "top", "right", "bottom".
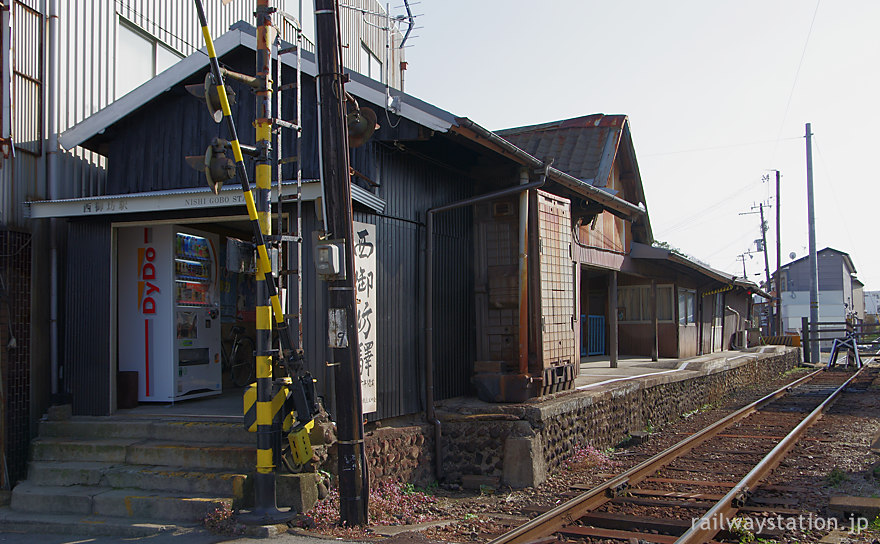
{"left": 643, "top": 136, "right": 801, "bottom": 158}
{"left": 656, "top": 177, "right": 763, "bottom": 236}
{"left": 768, "top": 0, "right": 821, "bottom": 166}
{"left": 812, "top": 135, "right": 858, "bottom": 252}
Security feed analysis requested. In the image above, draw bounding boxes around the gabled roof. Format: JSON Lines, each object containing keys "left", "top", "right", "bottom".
{"left": 61, "top": 22, "right": 456, "bottom": 151}
{"left": 778, "top": 247, "right": 857, "bottom": 275}
{"left": 58, "top": 23, "right": 648, "bottom": 222}
{"left": 495, "top": 114, "right": 651, "bottom": 241}
{"left": 497, "top": 115, "right": 628, "bottom": 186}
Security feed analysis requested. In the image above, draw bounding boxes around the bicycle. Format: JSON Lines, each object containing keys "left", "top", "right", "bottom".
{"left": 222, "top": 325, "right": 256, "bottom": 387}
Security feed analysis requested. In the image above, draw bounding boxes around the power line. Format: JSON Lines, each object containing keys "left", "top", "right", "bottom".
{"left": 643, "top": 136, "right": 801, "bottom": 158}
{"left": 812, "top": 135, "right": 858, "bottom": 251}
{"left": 768, "top": 0, "right": 821, "bottom": 166}
{"left": 656, "top": 177, "right": 763, "bottom": 236}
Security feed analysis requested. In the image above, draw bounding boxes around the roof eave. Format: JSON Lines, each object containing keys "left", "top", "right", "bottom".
{"left": 631, "top": 242, "right": 764, "bottom": 297}
{"left": 60, "top": 29, "right": 245, "bottom": 150}
{"left": 60, "top": 25, "right": 456, "bottom": 151}
{"left": 451, "top": 118, "right": 647, "bottom": 220}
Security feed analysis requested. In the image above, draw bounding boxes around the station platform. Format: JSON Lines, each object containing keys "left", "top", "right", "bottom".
{"left": 435, "top": 345, "right": 801, "bottom": 488}
{"left": 575, "top": 349, "right": 781, "bottom": 389}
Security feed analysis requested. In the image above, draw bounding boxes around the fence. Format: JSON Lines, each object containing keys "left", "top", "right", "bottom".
{"left": 800, "top": 318, "right": 880, "bottom": 363}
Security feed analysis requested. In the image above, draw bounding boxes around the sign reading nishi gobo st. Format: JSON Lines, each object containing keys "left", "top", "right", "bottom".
{"left": 353, "top": 221, "right": 377, "bottom": 414}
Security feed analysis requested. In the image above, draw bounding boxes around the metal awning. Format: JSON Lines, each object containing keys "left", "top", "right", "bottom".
{"left": 25, "top": 180, "right": 384, "bottom": 219}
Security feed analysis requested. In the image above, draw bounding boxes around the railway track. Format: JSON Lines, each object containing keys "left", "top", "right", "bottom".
{"left": 491, "top": 365, "right": 871, "bottom": 544}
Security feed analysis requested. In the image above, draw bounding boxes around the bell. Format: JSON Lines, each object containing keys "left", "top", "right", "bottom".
{"left": 347, "top": 106, "right": 378, "bottom": 148}
{"left": 185, "top": 73, "right": 236, "bottom": 123}
{"left": 185, "top": 139, "right": 236, "bottom": 194}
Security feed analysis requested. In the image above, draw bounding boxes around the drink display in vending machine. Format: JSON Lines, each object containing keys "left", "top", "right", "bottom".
{"left": 118, "top": 225, "right": 222, "bottom": 402}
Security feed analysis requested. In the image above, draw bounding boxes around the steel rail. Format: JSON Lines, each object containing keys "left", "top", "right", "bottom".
{"left": 677, "top": 365, "right": 867, "bottom": 543}
{"left": 489, "top": 368, "right": 823, "bottom": 544}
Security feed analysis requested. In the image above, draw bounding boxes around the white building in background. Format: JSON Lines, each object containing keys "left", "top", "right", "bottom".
{"left": 866, "top": 291, "right": 880, "bottom": 320}
{"left": 775, "top": 247, "right": 864, "bottom": 332}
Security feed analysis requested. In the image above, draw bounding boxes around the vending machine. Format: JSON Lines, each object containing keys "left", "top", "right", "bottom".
{"left": 118, "top": 225, "right": 222, "bottom": 402}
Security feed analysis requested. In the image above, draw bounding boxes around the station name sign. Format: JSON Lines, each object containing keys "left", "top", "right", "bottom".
{"left": 26, "top": 183, "right": 323, "bottom": 219}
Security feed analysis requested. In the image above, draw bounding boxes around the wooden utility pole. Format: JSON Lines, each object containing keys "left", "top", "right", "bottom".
{"left": 806, "top": 123, "right": 819, "bottom": 363}
{"left": 314, "top": 0, "right": 369, "bottom": 526}
{"left": 759, "top": 203, "right": 771, "bottom": 336}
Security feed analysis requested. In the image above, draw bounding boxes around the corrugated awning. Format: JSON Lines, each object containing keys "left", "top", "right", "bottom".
{"left": 25, "top": 180, "right": 384, "bottom": 218}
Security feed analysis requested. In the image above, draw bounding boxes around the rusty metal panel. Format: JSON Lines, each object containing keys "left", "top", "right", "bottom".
{"left": 498, "top": 115, "right": 627, "bottom": 185}
{"left": 473, "top": 197, "right": 520, "bottom": 365}
{"left": 537, "top": 190, "right": 575, "bottom": 369}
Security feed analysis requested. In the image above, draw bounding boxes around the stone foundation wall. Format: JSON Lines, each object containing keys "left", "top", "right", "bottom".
{"left": 336, "top": 349, "right": 800, "bottom": 489}
{"left": 441, "top": 348, "right": 800, "bottom": 487}
{"left": 326, "top": 423, "right": 436, "bottom": 487}
{"left": 536, "top": 350, "right": 800, "bottom": 476}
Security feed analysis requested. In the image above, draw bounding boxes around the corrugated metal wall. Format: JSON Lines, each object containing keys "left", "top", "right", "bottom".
{"left": 338, "top": 0, "right": 403, "bottom": 90}
{"left": 63, "top": 220, "right": 112, "bottom": 416}
{"left": 1, "top": 0, "right": 395, "bottom": 226}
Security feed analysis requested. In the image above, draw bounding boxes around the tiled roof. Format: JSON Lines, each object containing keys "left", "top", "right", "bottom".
{"left": 496, "top": 114, "right": 627, "bottom": 185}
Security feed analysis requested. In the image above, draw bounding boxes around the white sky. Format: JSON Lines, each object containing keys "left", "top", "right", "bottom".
{"left": 391, "top": 1, "right": 880, "bottom": 290}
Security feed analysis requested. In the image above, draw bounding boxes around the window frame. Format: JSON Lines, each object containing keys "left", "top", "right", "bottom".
{"left": 678, "top": 288, "right": 697, "bottom": 326}
{"left": 359, "top": 42, "right": 383, "bottom": 83}
{"left": 115, "top": 17, "right": 182, "bottom": 100}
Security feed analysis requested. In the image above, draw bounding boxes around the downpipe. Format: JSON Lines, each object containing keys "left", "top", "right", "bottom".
{"left": 47, "top": 0, "right": 60, "bottom": 398}
{"left": 425, "top": 175, "right": 547, "bottom": 481}
{"left": 726, "top": 305, "right": 747, "bottom": 349}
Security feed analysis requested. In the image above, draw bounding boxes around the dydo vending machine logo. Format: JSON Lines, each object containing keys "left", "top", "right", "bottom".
{"left": 137, "top": 228, "right": 160, "bottom": 396}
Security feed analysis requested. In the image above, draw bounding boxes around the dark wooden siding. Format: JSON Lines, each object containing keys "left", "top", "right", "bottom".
{"left": 276, "top": 146, "right": 475, "bottom": 420}
{"left": 63, "top": 220, "right": 112, "bottom": 416}
{"left": 71, "top": 47, "right": 481, "bottom": 420}
{"left": 101, "top": 49, "right": 424, "bottom": 196}
{"left": 618, "top": 322, "right": 676, "bottom": 358}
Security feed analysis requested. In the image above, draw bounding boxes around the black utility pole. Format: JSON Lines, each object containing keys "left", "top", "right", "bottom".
{"left": 314, "top": 0, "right": 369, "bottom": 526}
{"left": 774, "top": 170, "right": 782, "bottom": 336}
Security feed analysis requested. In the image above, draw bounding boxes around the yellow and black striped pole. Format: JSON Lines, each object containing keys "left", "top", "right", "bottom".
{"left": 192, "top": 0, "right": 292, "bottom": 523}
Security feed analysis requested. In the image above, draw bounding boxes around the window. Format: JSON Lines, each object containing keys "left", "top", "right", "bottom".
{"left": 618, "top": 285, "right": 674, "bottom": 322}
{"left": 116, "top": 20, "right": 182, "bottom": 99}
{"left": 11, "top": 1, "right": 43, "bottom": 155}
{"left": 360, "top": 43, "right": 383, "bottom": 83}
{"left": 678, "top": 288, "right": 696, "bottom": 325}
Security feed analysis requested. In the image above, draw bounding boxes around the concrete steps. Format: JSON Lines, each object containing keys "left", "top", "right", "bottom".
{"left": 27, "top": 461, "right": 248, "bottom": 497}
{"left": 10, "top": 415, "right": 319, "bottom": 535}
{"left": 0, "top": 508, "right": 183, "bottom": 538}
{"left": 12, "top": 482, "right": 232, "bottom": 521}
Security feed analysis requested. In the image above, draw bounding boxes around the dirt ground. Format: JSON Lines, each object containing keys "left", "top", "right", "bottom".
{"left": 291, "top": 364, "right": 880, "bottom": 544}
